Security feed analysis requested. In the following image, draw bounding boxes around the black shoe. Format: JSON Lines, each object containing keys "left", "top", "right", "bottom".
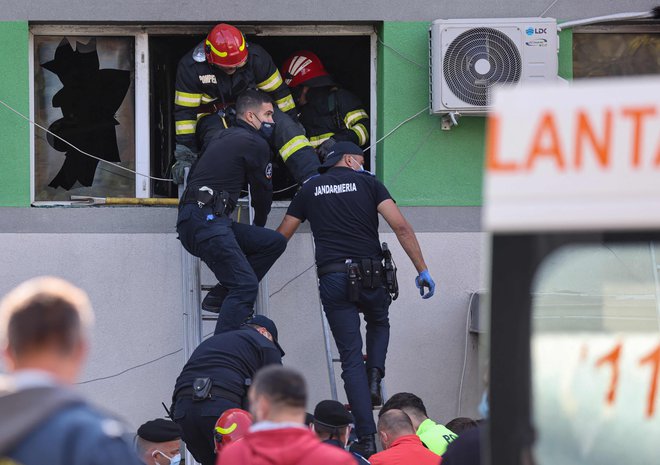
{"left": 201, "top": 284, "right": 228, "bottom": 313}
{"left": 368, "top": 368, "right": 383, "bottom": 406}
{"left": 349, "top": 434, "right": 377, "bottom": 459}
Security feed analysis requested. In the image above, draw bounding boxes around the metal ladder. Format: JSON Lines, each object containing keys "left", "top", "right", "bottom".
{"left": 178, "top": 179, "right": 268, "bottom": 465}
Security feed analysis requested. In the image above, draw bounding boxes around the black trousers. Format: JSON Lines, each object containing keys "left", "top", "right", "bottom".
{"left": 173, "top": 396, "right": 241, "bottom": 465}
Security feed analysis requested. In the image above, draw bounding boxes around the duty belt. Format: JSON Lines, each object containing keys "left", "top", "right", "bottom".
{"left": 173, "top": 385, "right": 242, "bottom": 405}
{"left": 180, "top": 186, "right": 235, "bottom": 216}
{"left": 317, "top": 259, "right": 385, "bottom": 288}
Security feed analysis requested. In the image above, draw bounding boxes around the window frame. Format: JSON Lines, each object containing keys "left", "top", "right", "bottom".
{"left": 29, "top": 24, "right": 378, "bottom": 205}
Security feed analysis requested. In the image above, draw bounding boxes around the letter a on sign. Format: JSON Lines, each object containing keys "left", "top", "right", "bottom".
{"left": 485, "top": 76, "right": 660, "bottom": 233}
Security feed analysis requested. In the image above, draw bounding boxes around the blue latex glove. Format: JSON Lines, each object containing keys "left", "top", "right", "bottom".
{"left": 415, "top": 270, "right": 435, "bottom": 299}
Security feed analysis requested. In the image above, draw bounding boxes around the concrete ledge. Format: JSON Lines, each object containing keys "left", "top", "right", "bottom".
{"left": 0, "top": 206, "right": 482, "bottom": 233}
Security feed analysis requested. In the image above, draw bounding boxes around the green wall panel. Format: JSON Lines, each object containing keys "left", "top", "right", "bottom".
{"left": 0, "top": 22, "right": 29, "bottom": 207}
{"left": 377, "top": 22, "right": 573, "bottom": 206}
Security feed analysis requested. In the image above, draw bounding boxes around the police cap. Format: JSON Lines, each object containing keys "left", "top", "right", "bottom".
{"left": 318, "top": 141, "right": 364, "bottom": 173}
{"left": 137, "top": 418, "right": 180, "bottom": 443}
{"left": 313, "top": 400, "right": 354, "bottom": 427}
{"left": 246, "top": 315, "right": 285, "bottom": 357}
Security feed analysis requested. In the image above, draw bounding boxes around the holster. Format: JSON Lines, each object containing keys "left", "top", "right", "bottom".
{"left": 382, "top": 242, "right": 399, "bottom": 301}
{"left": 182, "top": 186, "right": 235, "bottom": 216}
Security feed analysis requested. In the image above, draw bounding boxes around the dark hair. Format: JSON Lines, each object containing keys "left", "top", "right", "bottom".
{"left": 236, "top": 89, "right": 273, "bottom": 117}
{"left": 378, "top": 409, "right": 414, "bottom": 436}
{"left": 251, "top": 365, "right": 306, "bottom": 409}
{"left": 313, "top": 421, "right": 343, "bottom": 440}
{"left": 445, "top": 417, "right": 478, "bottom": 435}
{"left": 0, "top": 277, "right": 93, "bottom": 357}
{"left": 379, "top": 392, "right": 427, "bottom": 418}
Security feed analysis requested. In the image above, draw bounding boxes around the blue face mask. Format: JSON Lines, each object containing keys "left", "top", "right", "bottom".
{"left": 478, "top": 390, "right": 489, "bottom": 419}
{"left": 254, "top": 115, "right": 275, "bottom": 141}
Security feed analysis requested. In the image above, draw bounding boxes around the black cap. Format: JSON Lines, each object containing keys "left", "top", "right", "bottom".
{"left": 318, "top": 141, "right": 364, "bottom": 173}
{"left": 246, "top": 315, "right": 285, "bottom": 357}
{"left": 313, "top": 400, "right": 354, "bottom": 427}
{"left": 137, "top": 418, "right": 180, "bottom": 443}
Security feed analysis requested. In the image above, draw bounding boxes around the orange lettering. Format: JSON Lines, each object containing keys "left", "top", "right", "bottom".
{"left": 640, "top": 343, "right": 660, "bottom": 418}
{"left": 596, "top": 341, "right": 622, "bottom": 406}
{"left": 621, "top": 106, "right": 657, "bottom": 168}
{"left": 525, "top": 112, "right": 565, "bottom": 171}
{"left": 575, "top": 109, "right": 612, "bottom": 169}
{"left": 486, "top": 115, "right": 518, "bottom": 172}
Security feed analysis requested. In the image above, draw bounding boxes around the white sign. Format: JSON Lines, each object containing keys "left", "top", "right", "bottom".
{"left": 533, "top": 334, "right": 660, "bottom": 464}
{"left": 484, "top": 77, "right": 660, "bottom": 232}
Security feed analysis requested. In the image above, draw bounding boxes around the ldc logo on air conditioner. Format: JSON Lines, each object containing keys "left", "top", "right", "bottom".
{"left": 525, "top": 27, "right": 547, "bottom": 36}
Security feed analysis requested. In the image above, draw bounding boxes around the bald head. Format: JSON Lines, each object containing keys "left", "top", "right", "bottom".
{"left": 377, "top": 409, "right": 415, "bottom": 449}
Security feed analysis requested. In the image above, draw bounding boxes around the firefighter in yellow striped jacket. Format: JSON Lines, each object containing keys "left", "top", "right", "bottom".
{"left": 281, "top": 50, "right": 370, "bottom": 160}
{"left": 172, "top": 24, "right": 319, "bottom": 184}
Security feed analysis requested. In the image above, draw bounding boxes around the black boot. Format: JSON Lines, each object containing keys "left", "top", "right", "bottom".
{"left": 349, "top": 434, "right": 377, "bottom": 459}
{"left": 368, "top": 367, "right": 383, "bottom": 406}
{"left": 201, "top": 283, "right": 228, "bottom": 313}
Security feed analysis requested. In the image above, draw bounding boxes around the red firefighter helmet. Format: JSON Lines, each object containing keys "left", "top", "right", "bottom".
{"left": 281, "top": 50, "right": 333, "bottom": 88}
{"left": 213, "top": 408, "right": 253, "bottom": 453}
{"left": 205, "top": 23, "right": 248, "bottom": 68}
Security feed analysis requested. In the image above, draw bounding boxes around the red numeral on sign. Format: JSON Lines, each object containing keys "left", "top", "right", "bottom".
{"left": 596, "top": 341, "right": 622, "bottom": 405}
{"left": 590, "top": 341, "right": 660, "bottom": 418}
{"left": 640, "top": 344, "right": 660, "bottom": 418}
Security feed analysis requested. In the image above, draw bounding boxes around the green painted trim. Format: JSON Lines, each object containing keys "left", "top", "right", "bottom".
{"left": 0, "top": 22, "right": 30, "bottom": 207}
{"left": 558, "top": 29, "right": 573, "bottom": 80}
{"left": 377, "top": 22, "right": 484, "bottom": 206}
{"left": 376, "top": 22, "right": 575, "bottom": 206}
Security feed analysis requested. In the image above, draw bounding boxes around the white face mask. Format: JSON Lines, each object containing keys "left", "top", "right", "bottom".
{"left": 153, "top": 450, "right": 181, "bottom": 465}
{"left": 349, "top": 156, "right": 364, "bottom": 172}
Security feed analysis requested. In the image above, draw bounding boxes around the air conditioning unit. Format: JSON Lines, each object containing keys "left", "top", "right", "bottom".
{"left": 429, "top": 18, "right": 559, "bottom": 115}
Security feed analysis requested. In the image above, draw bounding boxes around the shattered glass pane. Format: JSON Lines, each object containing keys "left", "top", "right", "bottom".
{"left": 34, "top": 36, "right": 135, "bottom": 201}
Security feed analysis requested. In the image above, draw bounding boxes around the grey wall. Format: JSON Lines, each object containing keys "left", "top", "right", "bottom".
{"left": 2, "top": 0, "right": 658, "bottom": 22}
{"left": 0, "top": 206, "right": 485, "bottom": 430}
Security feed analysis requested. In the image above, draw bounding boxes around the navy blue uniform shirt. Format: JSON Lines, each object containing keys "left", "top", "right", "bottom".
{"left": 173, "top": 326, "right": 282, "bottom": 399}
{"left": 185, "top": 120, "right": 273, "bottom": 226}
{"left": 286, "top": 167, "right": 392, "bottom": 267}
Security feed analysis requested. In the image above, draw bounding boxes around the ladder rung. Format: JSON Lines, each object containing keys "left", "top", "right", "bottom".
{"left": 202, "top": 314, "right": 219, "bottom": 321}
{"left": 201, "top": 284, "right": 215, "bottom": 291}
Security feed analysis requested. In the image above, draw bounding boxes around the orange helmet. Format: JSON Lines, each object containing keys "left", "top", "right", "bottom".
{"left": 281, "top": 50, "right": 334, "bottom": 88}
{"left": 205, "top": 24, "right": 248, "bottom": 68}
{"left": 213, "top": 408, "right": 253, "bottom": 453}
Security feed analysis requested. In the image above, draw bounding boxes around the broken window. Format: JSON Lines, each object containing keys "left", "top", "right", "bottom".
{"left": 34, "top": 35, "right": 135, "bottom": 201}
{"left": 31, "top": 25, "right": 375, "bottom": 203}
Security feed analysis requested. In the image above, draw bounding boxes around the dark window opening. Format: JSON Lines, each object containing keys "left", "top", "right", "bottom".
{"left": 149, "top": 33, "right": 372, "bottom": 200}
{"left": 573, "top": 30, "right": 660, "bottom": 79}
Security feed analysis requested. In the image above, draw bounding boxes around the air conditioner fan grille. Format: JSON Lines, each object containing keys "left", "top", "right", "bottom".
{"left": 443, "top": 27, "right": 522, "bottom": 107}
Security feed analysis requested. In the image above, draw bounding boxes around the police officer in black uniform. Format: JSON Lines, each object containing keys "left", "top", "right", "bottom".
{"left": 312, "top": 400, "right": 370, "bottom": 465}
{"left": 172, "top": 23, "right": 319, "bottom": 185}
{"left": 171, "top": 315, "right": 284, "bottom": 465}
{"left": 177, "top": 89, "right": 287, "bottom": 330}
{"left": 276, "top": 142, "right": 436, "bottom": 458}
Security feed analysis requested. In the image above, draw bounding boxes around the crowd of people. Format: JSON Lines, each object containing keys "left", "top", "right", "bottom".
{"left": 0, "top": 276, "right": 483, "bottom": 465}
{"left": 0, "top": 21, "right": 483, "bottom": 465}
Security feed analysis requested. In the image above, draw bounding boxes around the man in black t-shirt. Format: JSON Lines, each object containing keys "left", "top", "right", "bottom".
{"left": 276, "top": 142, "right": 436, "bottom": 459}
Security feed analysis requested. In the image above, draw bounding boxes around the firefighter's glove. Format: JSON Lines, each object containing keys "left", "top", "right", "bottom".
{"left": 171, "top": 144, "right": 198, "bottom": 184}
{"left": 415, "top": 270, "right": 435, "bottom": 299}
{"left": 316, "top": 138, "right": 337, "bottom": 162}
